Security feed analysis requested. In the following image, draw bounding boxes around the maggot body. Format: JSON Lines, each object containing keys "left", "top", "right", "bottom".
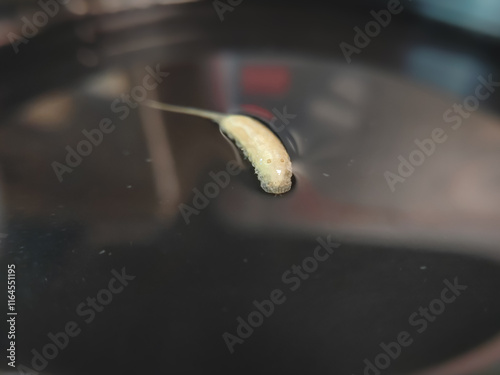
{"left": 144, "top": 100, "right": 292, "bottom": 194}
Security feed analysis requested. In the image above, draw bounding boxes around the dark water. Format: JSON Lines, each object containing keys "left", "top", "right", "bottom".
{"left": 1, "top": 26, "right": 500, "bottom": 375}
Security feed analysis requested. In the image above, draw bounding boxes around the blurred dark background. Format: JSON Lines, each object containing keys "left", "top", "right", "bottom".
{"left": 1, "top": 1, "right": 500, "bottom": 375}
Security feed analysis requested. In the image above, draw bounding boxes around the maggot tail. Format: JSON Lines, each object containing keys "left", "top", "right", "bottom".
{"left": 143, "top": 99, "right": 226, "bottom": 123}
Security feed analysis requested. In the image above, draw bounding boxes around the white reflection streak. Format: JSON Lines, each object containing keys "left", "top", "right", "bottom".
{"left": 138, "top": 96, "right": 180, "bottom": 219}
{"left": 91, "top": 0, "right": 202, "bottom": 14}
{"left": 415, "top": 333, "right": 500, "bottom": 375}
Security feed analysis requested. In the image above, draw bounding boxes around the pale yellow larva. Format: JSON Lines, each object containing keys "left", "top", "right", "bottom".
{"left": 144, "top": 100, "right": 293, "bottom": 194}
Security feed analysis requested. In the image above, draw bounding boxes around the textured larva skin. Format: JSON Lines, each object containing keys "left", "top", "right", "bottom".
{"left": 220, "top": 115, "right": 292, "bottom": 194}
{"left": 143, "top": 100, "right": 293, "bottom": 194}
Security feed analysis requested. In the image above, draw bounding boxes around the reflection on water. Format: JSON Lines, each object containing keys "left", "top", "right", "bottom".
{"left": 1, "top": 51, "right": 500, "bottom": 375}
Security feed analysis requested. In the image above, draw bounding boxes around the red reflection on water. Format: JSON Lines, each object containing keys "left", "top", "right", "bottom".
{"left": 241, "top": 66, "right": 290, "bottom": 95}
